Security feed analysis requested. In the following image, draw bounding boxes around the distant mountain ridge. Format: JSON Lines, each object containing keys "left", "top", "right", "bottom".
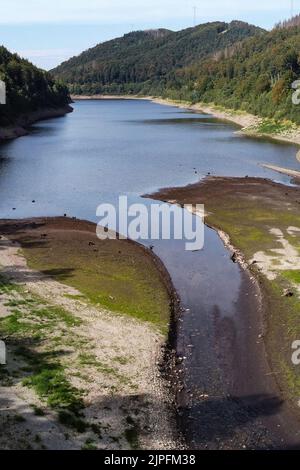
{"left": 0, "top": 45, "right": 71, "bottom": 133}
{"left": 52, "top": 21, "right": 264, "bottom": 96}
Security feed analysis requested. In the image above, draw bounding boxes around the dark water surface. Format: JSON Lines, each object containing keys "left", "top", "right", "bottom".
{"left": 0, "top": 100, "right": 299, "bottom": 448}
{"left": 0, "top": 100, "right": 297, "bottom": 219}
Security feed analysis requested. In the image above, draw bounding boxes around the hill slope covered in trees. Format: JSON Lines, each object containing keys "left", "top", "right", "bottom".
{"left": 52, "top": 21, "right": 263, "bottom": 96}
{"left": 53, "top": 19, "right": 300, "bottom": 125}
{"left": 170, "top": 24, "right": 300, "bottom": 124}
{"left": 0, "top": 45, "right": 71, "bottom": 130}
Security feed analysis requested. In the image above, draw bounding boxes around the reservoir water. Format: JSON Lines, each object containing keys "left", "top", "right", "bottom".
{"left": 0, "top": 100, "right": 299, "bottom": 448}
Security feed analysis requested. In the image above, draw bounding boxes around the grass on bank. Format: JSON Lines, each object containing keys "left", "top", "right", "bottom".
{"left": 207, "top": 206, "right": 300, "bottom": 260}
{"left": 15, "top": 227, "right": 171, "bottom": 332}
{"left": 0, "top": 275, "right": 121, "bottom": 440}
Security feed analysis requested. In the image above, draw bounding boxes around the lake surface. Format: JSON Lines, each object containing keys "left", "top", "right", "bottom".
{"left": 0, "top": 99, "right": 299, "bottom": 449}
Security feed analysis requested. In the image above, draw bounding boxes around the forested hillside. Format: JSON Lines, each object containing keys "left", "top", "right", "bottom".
{"left": 0, "top": 46, "right": 71, "bottom": 127}
{"left": 52, "top": 21, "right": 263, "bottom": 95}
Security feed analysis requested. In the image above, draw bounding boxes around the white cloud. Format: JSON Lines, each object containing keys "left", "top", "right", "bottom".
{"left": 0, "top": 0, "right": 292, "bottom": 24}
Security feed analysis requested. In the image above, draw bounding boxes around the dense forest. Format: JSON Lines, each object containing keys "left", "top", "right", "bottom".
{"left": 171, "top": 23, "right": 300, "bottom": 124}
{"left": 52, "top": 17, "right": 300, "bottom": 125}
{"left": 0, "top": 46, "right": 70, "bottom": 126}
{"left": 52, "top": 21, "right": 263, "bottom": 96}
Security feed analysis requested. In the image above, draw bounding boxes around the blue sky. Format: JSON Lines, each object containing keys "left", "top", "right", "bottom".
{"left": 0, "top": 0, "right": 297, "bottom": 70}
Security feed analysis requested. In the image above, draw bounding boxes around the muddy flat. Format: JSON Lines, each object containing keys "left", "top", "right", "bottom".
{"left": 0, "top": 217, "right": 177, "bottom": 450}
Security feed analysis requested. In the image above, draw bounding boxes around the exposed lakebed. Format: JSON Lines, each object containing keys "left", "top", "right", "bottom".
{"left": 0, "top": 99, "right": 299, "bottom": 449}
